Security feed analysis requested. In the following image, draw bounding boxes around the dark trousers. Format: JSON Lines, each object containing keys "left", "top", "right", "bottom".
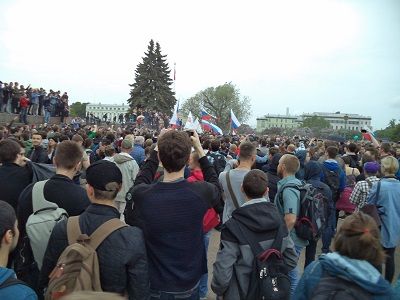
{"left": 12, "top": 98, "right": 19, "bottom": 113}
{"left": 383, "top": 247, "right": 396, "bottom": 282}
{"left": 305, "top": 239, "right": 317, "bottom": 269}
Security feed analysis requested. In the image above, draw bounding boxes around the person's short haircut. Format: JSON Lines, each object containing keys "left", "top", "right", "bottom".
{"left": 326, "top": 146, "right": 338, "bottom": 159}
{"left": 380, "top": 142, "right": 391, "bottom": 154}
{"left": 84, "top": 138, "right": 93, "bottom": 149}
{"left": 210, "top": 140, "right": 221, "bottom": 152}
{"left": 281, "top": 154, "right": 300, "bottom": 174}
{"left": 380, "top": 156, "right": 399, "bottom": 175}
{"left": 158, "top": 131, "right": 191, "bottom": 173}
{"left": 145, "top": 138, "right": 153, "bottom": 148}
{"left": 348, "top": 143, "right": 358, "bottom": 153}
{"left": 104, "top": 145, "right": 115, "bottom": 157}
{"left": 71, "top": 134, "right": 84, "bottom": 143}
{"left": 334, "top": 212, "right": 385, "bottom": 267}
{"left": 239, "top": 142, "right": 256, "bottom": 160}
{"left": 229, "top": 143, "right": 237, "bottom": 152}
{"left": 134, "top": 136, "right": 145, "bottom": 146}
{"left": 342, "top": 155, "right": 351, "bottom": 165}
{"left": 0, "top": 200, "right": 17, "bottom": 247}
{"left": 32, "top": 132, "right": 44, "bottom": 139}
{"left": 202, "top": 139, "right": 211, "bottom": 150}
{"left": 269, "top": 147, "right": 278, "bottom": 157}
{"left": 261, "top": 139, "right": 267, "bottom": 147}
{"left": 0, "top": 139, "right": 21, "bottom": 163}
{"left": 54, "top": 141, "right": 83, "bottom": 169}
{"left": 242, "top": 169, "right": 268, "bottom": 199}
{"left": 286, "top": 144, "right": 296, "bottom": 153}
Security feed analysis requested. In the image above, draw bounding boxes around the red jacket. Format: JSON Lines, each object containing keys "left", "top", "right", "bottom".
{"left": 187, "top": 169, "right": 204, "bottom": 182}
{"left": 19, "top": 97, "right": 30, "bottom": 108}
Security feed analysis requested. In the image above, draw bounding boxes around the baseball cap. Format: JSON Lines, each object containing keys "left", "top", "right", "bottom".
{"left": 86, "top": 160, "right": 122, "bottom": 191}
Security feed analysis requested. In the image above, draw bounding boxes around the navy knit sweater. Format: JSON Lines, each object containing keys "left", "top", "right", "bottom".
{"left": 126, "top": 150, "right": 221, "bottom": 292}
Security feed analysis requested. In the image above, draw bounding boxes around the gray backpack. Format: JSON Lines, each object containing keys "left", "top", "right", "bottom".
{"left": 26, "top": 180, "right": 68, "bottom": 270}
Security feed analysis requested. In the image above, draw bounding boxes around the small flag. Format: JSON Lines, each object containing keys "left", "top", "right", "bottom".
{"left": 184, "top": 111, "right": 195, "bottom": 130}
{"left": 169, "top": 101, "right": 180, "bottom": 128}
{"left": 230, "top": 109, "right": 241, "bottom": 129}
{"left": 201, "top": 120, "right": 223, "bottom": 135}
{"left": 193, "top": 117, "right": 203, "bottom": 134}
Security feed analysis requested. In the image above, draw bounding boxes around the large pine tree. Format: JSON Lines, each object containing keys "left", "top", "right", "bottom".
{"left": 128, "top": 40, "right": 176, "bottom": 114}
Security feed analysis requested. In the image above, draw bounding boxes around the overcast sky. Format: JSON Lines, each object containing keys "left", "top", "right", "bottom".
{"left": 1, "top": 0, "right": 399, "bottom": 129}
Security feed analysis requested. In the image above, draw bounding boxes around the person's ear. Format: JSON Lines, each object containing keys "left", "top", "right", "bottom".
{"left": 3, "top": 229, "right": 14, "bottom": 245}
{"left": 263, "top": 187, "right": 269, "bottom": 197}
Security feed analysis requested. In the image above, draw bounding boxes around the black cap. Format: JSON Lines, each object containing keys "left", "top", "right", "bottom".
{"left": 86, "top": 160, "right": 122, "bottom": 191}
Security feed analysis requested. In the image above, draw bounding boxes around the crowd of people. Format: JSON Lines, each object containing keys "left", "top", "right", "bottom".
{"left": 0, "top": 81, "right": 70, "bottom": 124}
{"left": 0, "top": 119, "right": 400, "bottom": 300}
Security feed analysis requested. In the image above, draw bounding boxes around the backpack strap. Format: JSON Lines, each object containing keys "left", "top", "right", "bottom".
{"left": 32, "top": 179, "right": 57, "bottom": 213}
{"left": 232, "top": 220, "right": 285, "bottom": 257}
{"left": 67, "top": 216, "right": 83, "bottom": 245}
{"left": 0, "top": 276, "right": 31, "bottom": 290}
{"left": 226, "top": 170, "right": 240, "bottom": 209}
{"left": 88, "top": 219, "right": 128, "bottom": 250}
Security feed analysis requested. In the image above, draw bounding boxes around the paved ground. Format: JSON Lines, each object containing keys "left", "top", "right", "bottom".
{"left": 205, "top": 220, "right": 400, "bottom": 299}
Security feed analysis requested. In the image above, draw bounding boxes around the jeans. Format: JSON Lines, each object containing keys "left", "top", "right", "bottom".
{"left": 150, "top": 286, "right": 199, "bottom": 300}
{"left": 199, "top": 231, "right": 212, "bottom": 298}
{"left": 44, "top": 110, "right": 51, "bottom": 124}
{"left": 19, "top": 108, "right": 28, "bottom": 124}
{"left": 288, "top": 244, "right": 303, "bottom": 297}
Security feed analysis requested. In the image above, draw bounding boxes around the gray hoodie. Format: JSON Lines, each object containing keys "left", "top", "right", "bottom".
{"left": 113, "top": 152, "right": 139, "bottom": 208}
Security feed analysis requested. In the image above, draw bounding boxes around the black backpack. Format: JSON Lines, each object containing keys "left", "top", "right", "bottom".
{"left": 322, "top": 168, "right": 340, "bottom": 202}
{"left": 230, "top": 221, "right": 290, "bottom": 300}
{"left": 208, "top": 152, "right": 227, "bottom": 175}
{"left": 279, "top": 183, "right": 327, "bottom": 241}
{"left": 311, "top": 272, "right": 372, "bottom": 300}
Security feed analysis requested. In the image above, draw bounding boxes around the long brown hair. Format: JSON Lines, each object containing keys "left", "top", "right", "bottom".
{"left": 334, "top": 212, "right": 385, "bottom": 267}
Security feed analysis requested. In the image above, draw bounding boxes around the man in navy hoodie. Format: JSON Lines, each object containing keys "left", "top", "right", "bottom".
{"left": 0, "top": 200, "right": 37, "bottom": 300}
{"left": 304, "top": 161, "right": 333, "bottom": 265}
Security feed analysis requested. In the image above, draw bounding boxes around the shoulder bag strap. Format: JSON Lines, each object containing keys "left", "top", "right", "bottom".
{"left": 88, "top": 219, "right": 128, "bottom": 250}
{"left": 226, "top": 170, "right": 240, "bottom": 209}
{"left": 67, "top": 216, "right": 82, "bottom": 245}
{"left": 32, "top": 179, "right": 56, "bottom": 213}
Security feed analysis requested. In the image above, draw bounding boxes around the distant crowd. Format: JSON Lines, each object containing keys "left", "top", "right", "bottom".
{"left": 0, "top": 81, "right": 70, "bottom": 125}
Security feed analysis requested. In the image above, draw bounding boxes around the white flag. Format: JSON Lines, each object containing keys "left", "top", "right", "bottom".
{"left": 193, "top": 117, "right": 203, "bottom": 134}
{"left": 184, "top": 111, "right": 195, "bottom": 130}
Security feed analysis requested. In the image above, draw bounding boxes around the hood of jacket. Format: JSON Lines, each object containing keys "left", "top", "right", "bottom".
{"left": 304, "top": 160, "right": 322, "bottom": 181}
{"left": 231, "top": 201, "right": 281, "bottom": 233}
{"left": 113, "top": 153, "right": 133, "bottom": 164}
{"left": 320, "top": 252, "right": 393, "bottom": 295}
{"left": 323, "top": 159, "right": 341, "bottom": 172}
{"left": 295, "top": 150, "right": 307, "bottom": 167}
{"left": 0, "top": 267, "right": 14, "bottom": 285}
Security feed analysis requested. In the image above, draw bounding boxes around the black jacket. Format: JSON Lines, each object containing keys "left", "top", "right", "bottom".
{"left": 0, "top": 163, "right": 32, "bottom": 211}
{"left": 40, "top": 204, "right": 150, "bottom": 299}
{"left": 28, "top": 146, "right": 48, "bottom": 164}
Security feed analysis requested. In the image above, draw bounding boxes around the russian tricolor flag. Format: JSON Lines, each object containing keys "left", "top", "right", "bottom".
{"left": 201, "top": 120, "right": 223, "bottom": 135}
{"left": 231, "top": 109, "right": 241, "bottom": 129}
{"left": 201, "top": 109, "right": 216, "bottom": 121}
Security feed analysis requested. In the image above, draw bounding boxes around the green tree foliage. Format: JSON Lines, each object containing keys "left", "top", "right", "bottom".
{"left": 69, "top": 102, "right": 88, "bottom": 117}
{"left": 181, "top": 82, "right": 251, "bottom": 131}
{"left": 128, "top": 40, "right": 176, "bottom": 114}
{"left": 301, "top": 116, "right": 331, "bottom": 129}
{"left": 375, "top": 119, "right": 400, "bottom": 142}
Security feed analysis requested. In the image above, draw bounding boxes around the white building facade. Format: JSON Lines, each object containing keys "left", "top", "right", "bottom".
{"left": 86, "top": 103, "right": 129, "bottom": 120}
{"left": 301, "top": 112, "right": 372, "bottom": 131}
